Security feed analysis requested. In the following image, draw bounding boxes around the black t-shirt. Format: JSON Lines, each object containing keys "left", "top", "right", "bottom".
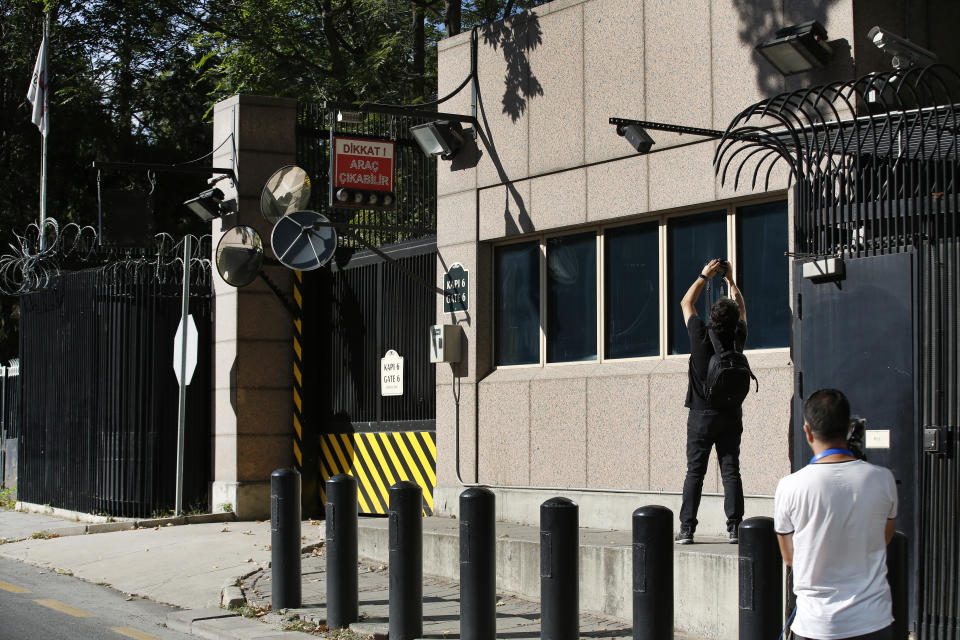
{"left": 685, "top": 315, "right": 748, "bottom": 410}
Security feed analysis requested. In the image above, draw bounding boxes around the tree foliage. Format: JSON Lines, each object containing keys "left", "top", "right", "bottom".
{"left": 0, "top": 0, "right": 547, "bottom": 361}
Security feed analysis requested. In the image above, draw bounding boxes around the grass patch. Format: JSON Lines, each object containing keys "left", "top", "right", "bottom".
{"left": 0, "top": 486, "right": 16, "bottom": 509}
{"left": 229, "top": 603, "right": 270, "bottom": 618}
{"left": 30, "top": 531, "right": 60, "bottom": 540}
{"left": 281, "top": 615, "right": 373, "bottom": 638}
{"left": 54, "top": 568, "right": 73, "bottom": 576}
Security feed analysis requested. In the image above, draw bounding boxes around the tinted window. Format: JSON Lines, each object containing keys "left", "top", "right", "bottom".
{"left": 547, "top": 232, "right": 597, "bottom": 362}
{"left": 737, "top": 201, "right": 790, "bottom": 348}
{"left": 605, "top": 223, "right": 659, "bottom": 358}
{"left": 667, "top": 211, "right": 727, "bottom": 354}
{"left": 495, "top": 242, "right": 540, "bottom": 365}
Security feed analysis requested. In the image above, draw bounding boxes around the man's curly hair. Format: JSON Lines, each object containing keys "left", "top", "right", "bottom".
{"left": 709, "top": 297, "right": 740, "bottom": 337}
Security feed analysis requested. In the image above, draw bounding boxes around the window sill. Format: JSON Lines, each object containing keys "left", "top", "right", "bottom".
{"left": 485, "top": 348, "right": 792, "bottom": 383}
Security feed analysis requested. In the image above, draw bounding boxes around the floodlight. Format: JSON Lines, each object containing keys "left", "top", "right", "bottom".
{"left": 617, "top": 124, "right": 655, "bottom": 153}
{"left": 337, "top": 110, "right": 364, "bottom": 123}
{"left": 756, "top": 21, "right": 832, "bottom": 75}
{"left": 410, "top": 120, "right": 466, "bottom": 160}
{"left": 183, "top": 187, "right": 229, "bottom": 221}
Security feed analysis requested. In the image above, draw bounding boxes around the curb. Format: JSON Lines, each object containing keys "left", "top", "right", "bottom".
{"left": 9, "top": 502, "right": 237, "bottom": 540}
{"left": 166, "top": 608, "right": 317, "bottom": 640}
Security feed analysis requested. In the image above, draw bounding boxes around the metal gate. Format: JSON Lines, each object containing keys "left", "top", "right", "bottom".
{"left": 717, "top": 65, "right": 960, "bottom": 636}
{"left": 793, "top": 252, "right": 919, "bottom": 614}
{"left": 296, "top": 104, "right": 439, "bottom": 515}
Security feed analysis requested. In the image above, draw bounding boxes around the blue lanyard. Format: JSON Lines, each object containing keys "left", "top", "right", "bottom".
{"left": 809, "top": 448, "right": 855, "bottom": 464}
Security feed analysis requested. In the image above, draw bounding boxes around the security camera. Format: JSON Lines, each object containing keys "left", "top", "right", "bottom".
{"left": 867, "top": 26, "right": 937, "bottom": 69}
{"left": 616, "top": 124, "right": 655, "bottom": 154}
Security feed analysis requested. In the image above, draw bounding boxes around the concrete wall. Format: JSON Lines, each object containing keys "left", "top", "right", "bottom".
{"left": 211, "top": 95, "right": 297, "bottom": 520}
{"left": 430, "top": 0, "right": 894, "bottom": 533}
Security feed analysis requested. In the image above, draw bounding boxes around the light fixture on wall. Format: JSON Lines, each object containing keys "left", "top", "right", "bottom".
{"left": 616, "top": 123, "right": 655, "bottom": 154}
{"left": 756, "top": 21, "right": 833, "bottom": 75}
{"left": 183, "top": 187, "right": 236, "bottom": 221}
{"left": 410, "top": 120, "right": 469, "bottom": 160}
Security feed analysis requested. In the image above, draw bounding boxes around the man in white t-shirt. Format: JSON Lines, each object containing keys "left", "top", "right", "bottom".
{"left": 774, "top": 389, "right": 898, "bottom": 640}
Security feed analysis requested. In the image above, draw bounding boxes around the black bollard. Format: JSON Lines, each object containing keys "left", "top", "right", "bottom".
{"left": 738, "top": 517, "right": 781, "bottom": 640}
{"left": 389, "top": 481, "right": 423, "bottom": 640}
{"left": 540, "top": 497, "right": 578, "bottom": 640}
{"left": 326, "top": 474, "right": 358, "bottom": 629}
{"left": 632, "top": 506, "right": 673, "bottom": 640}
{"left": 887, "top": 531, "right": 908, "bottom": 640}
{"left": 460, "top": 488, "right": 496, "bottom": 640}
{"left": 271, "top": 468, "right": 302, "bottom": 610}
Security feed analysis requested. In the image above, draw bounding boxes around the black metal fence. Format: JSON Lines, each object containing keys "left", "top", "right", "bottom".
{"left": 16, "top": 264, "right": 211, "bottom": 517}
{"left": 718, "top": 65, "right": 960, "bottom": 639}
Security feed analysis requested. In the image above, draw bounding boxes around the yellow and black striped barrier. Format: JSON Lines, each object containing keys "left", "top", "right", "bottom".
{"left": 319, "top": 431, "right": 437, "bottom": 515}
{"left": 292, "top": 270, "right": 304, "bottom": 471}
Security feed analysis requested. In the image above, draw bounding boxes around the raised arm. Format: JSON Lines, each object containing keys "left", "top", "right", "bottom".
{"left": 725, "top": 269, "right": 747, "bottom": 324}
{"left": 682, "top": 259, "right": 722, "bottom": 325}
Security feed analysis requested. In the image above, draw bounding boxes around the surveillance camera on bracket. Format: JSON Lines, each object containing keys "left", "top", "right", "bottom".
{"left": 867, "top": 26, "right": 937, "bottom": 69}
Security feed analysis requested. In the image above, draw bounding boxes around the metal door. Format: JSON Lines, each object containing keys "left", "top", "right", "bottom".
{"left": 793, "top": 251, "right": 918, "bottom": 620}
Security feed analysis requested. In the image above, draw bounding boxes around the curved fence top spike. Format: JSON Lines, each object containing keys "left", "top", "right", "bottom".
{"left": 716, "top": 64, "right": 960, "bottom": 191}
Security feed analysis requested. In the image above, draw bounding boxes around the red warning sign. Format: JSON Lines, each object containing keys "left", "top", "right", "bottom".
{"left": 333, "top": 137, "right": 395, "bottom": 192}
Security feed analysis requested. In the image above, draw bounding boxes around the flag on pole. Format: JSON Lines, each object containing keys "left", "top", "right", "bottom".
{"left": 27, "top": 34, "right": 48, "bottom": 136}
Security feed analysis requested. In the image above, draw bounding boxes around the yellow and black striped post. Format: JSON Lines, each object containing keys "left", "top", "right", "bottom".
{"left": 292, "top": 270, "right": 319, "bottom": 514}
{"left": 319, "top": 431, "right": 437, "bottom": 516}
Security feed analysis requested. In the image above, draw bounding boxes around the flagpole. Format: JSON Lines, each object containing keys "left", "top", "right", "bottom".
{"left": 39, "top": 12, "right": 48, "bottom": 251}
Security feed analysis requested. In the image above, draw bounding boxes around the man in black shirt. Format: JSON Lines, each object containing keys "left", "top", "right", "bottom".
{"left": 676, "top": 258, "right": 748, "bottom": 545}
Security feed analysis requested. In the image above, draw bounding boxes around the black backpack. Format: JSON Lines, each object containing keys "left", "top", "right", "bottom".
{"left": 704, "top": 328, "right": 758, "bottom": 409}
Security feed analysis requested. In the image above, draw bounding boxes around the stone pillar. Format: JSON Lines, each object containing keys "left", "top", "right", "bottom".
{"left": 210, "top": 95, "right": 297, "bottom": 520}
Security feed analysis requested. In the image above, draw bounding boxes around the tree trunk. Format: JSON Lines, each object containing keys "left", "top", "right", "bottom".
{"left": 444, "top": 0, "right": 461, "bottom": 37}
{"left": 413, "top": 4, "right": 425, "bottom": 101}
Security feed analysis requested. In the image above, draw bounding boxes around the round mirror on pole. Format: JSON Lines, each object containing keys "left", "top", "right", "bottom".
{"left": 260, "top": 165, "right": 312, "bottom": 224}
{"left": 216, "top": 225, "right": 264, "bottom": 287}
{"left": 271, "top": 210, "right": 338, "bottom": 271}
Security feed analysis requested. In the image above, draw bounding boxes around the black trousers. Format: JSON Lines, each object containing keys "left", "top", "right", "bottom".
{"left": 679, "top": 408, "right": 744, "bottom": 532}
{"left": 793, "top": 625, "right": 893, "bottom": 640}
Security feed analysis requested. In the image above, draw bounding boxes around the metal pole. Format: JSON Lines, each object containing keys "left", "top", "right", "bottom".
{"left": 738, "top": 517, "right": 782, "bottom": 640}
{"left": 540, "top": 497, "right": 578, "bottom": 640}
{"left": 460, "top": 487, "right": 496, "bottom": 640}
{"left": 389, "top": 481, "right": 423, "bottom": 640}
{"left": 887, "top": 531, "right": 908, "bottom": 640}
{"left": 38, "top": 12, "right": 48, "bottom": 250}
{"left": 632, "top": 505, "right": 673, "bottom": 640}
{"left": 326, "top": 474, "right": 358, "bottom": 629}
{"left": 271, "top": 468, "right": 302, "bottom": 609}
{"left": 174, "top": 236, "right": 191, "bottom": 516}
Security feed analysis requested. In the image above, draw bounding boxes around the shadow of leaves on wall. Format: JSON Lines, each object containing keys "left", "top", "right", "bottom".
{"left": 481, "top": 11, "right": 544, "bottom": 122}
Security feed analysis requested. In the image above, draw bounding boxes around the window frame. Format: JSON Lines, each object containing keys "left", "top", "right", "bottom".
{"left": 490, "top": 195, "right": 790, "bottom": 370}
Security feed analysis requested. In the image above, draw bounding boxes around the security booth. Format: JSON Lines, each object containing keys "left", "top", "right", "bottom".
{"left": 718, "top": 65, "right": 960, "bottom": 637}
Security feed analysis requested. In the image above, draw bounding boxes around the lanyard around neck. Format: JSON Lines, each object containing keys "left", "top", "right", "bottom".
{"left": 809, "top": 448, "right": 855, "bottom": 464}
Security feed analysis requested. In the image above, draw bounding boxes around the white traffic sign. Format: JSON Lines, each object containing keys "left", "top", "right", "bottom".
{"left": 173, "top": 314, "right": 198, "bottom": 386}
{"left": 380, "top": 350, "right": 404, "bottom": 397}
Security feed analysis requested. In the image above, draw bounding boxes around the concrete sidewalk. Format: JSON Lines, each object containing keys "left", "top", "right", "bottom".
{"left": 0, "top": 508, "right": 323, "bottom": 610}
{"left": 0, "top": 508, "right": 705, "bottom": 639}
{"left": 241, "top": 544, "right": 647, "bottom": 639}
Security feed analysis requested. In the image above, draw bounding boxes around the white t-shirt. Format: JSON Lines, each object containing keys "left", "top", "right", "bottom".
{"left": 774, "top": 459, "right": 898, "bottom": 640}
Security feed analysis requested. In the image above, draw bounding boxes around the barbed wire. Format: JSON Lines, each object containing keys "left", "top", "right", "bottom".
{"left": 0, "top": 218, "right": 211, "bottom": 296}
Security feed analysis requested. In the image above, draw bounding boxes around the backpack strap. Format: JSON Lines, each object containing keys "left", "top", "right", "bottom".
{"left": 707, "top": 327, "right": 727, "bottom": 355}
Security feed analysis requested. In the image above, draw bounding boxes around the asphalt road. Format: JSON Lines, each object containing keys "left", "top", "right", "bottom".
{"left": 0, "top": 556, "right": 193, "bottom": 640}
